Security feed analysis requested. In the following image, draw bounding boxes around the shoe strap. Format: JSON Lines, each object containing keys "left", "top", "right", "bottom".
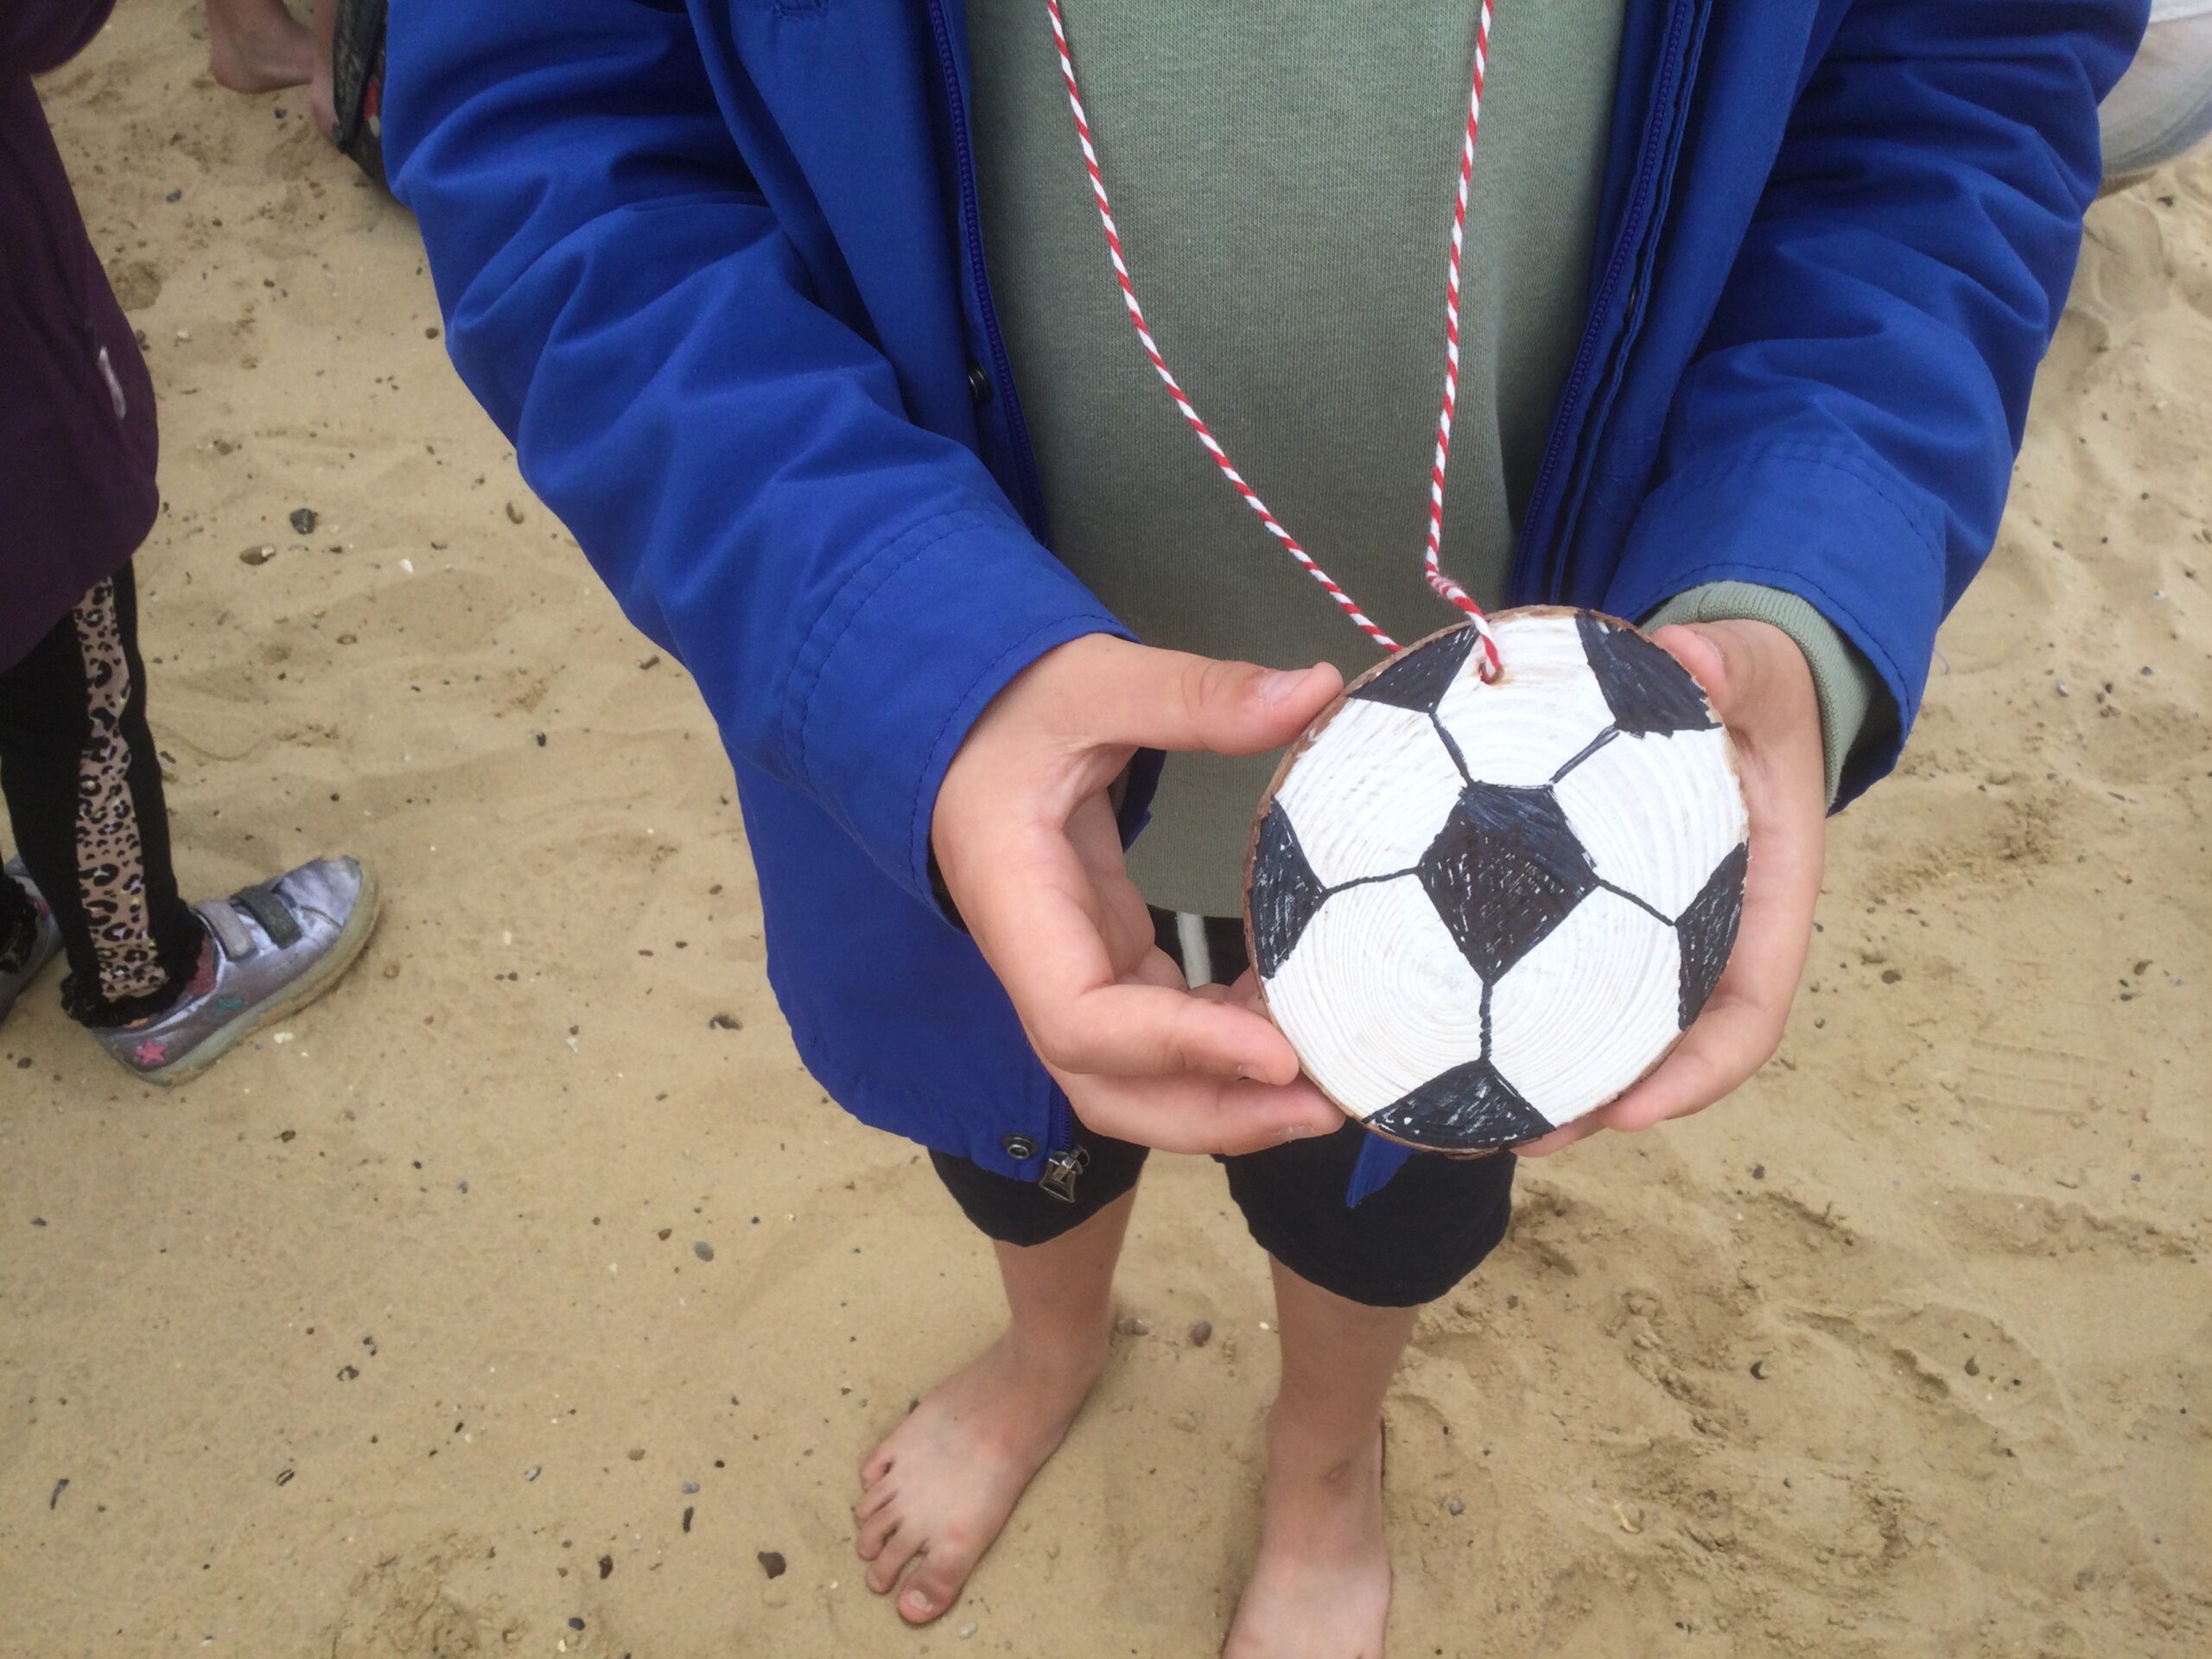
{"left": 196, "top": 899, "right": 259, "bottom": 962}
{"left": 231, "top": 880, "right": 303, "bottom": 949}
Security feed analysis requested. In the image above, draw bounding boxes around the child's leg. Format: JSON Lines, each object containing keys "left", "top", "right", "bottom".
{"left": 857, "top": 1180, "right": 1136, "bottom": 1624}
{"left": 205, "top": 0, "right": 315, "bottom": 95}
{"left": 1156, "top": 907, "right": 1514, "bottom": 1657}
{"left": 0, "top": 569, "right": 206, "bottom": 1027}
{"left": 1225, "top": 1260, "right": 1415, "bottom": 1659}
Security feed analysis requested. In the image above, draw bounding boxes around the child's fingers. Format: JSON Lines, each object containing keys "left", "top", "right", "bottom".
{"left": 1072, "top": 639, "right": 1342, "bottom": 757}
{"left": 1050, "top": 1068, "right": 1340, "bottom": 1155}
{"left": 1029, "top": 981, "right": 1300, "bottom": 1084}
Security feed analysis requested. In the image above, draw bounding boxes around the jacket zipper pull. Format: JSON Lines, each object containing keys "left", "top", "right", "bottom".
{"left": 1038, "top": 1145, "right": 1090, "bottom": 1204}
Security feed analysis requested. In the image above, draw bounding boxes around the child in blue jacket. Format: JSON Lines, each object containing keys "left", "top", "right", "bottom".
{"left": 388, "top": 3, "right": 2141, "bottom": 1649}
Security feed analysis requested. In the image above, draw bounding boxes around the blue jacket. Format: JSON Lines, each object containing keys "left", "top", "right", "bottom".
{"left": 386, "top": 0, "right": 2143, "bottom": 1202}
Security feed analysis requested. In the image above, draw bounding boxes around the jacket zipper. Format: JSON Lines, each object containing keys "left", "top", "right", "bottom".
{"left": 922, "top": 0, "right": 1050, "bottom": 539}
{"left": 924, "top": 0, "right": 1080, "bottom": 1196}
{"left": 1508, "top": 0, "right": 1699, "bottom": 605}
{"left": 1039, "top": 1095, "right": 1089, "bottom": 1202}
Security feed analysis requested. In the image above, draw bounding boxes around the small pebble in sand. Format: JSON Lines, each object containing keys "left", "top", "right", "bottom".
{"left": 683, "top": 1505, "right": 695, "bottom": 1534}
{"left": 1964, "top": 1356, "right": 1981, "bottom": 1376}
{"left": 524, "top": 1466, "right": 541, "bottom": 1481}
{"left": 627, "top": 1448, "right": 646, "bottom": 1461}
{"left": 239, "top": 544, "right": 275, "bottom": 566}
{"left": 1750, "top": 1358, "right": 1772, "bottom": 1380}
{"left": 598, "top": 1554, "right": 613, "bottom": 1580}
{"left": 568, "top": 1617, "right": 585, "bottom": 1630}
{"left": 1115, "top": 1316, "right": 1148, "bottom": 1337}
{"left": 709, "top": 1013, "right": 741, "bottom": 1031}
{"left": 48, "top": 1478, "right": 68, "bottom": 1510}
{"left": 658, "top": 1228, "right": 673, "bottom": 1241}
{"left": 1446, "top": 1497, "right": 1465, "bottom": 1516}
{"left": 682, "top": 1481, "right": 700, "bottom": 1494}
{"left": 959, "top": 1622, "right": 978, "bottom": 1639}
{"left": 505, "top": 501, "right": 526, "bottom": 524}
{"left": 1615, "top": 1501, "right": 1644, "bottom": 1534}
{"left": 289, "top": 507, "right": 318, "bottom": 534}
{"left": 1189, "top": 1320, "right": 1213, "bottom": 1347}
{"left": 693, "top": 1241, "right": 715, "bottom": 1262}
{"left": 337, "top": 1365, "right": 359, "bottom": 1382}
{"left": 758, "top": 1551, "right": 786, "bottom": 1580}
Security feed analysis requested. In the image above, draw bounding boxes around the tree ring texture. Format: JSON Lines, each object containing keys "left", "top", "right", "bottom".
{"left": 1243, "top": 608, "right": 1749, "bottom": 1154}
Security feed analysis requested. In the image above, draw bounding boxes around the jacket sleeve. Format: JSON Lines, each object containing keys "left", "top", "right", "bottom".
{"left": 0, "top": 0, "right": 117, "bottom": 76}
{"left": 1603, "top": 0, "right": 2145, "bottom": 806}
{"left": 384, "top": 0, "right": 1124, "bottom": 903}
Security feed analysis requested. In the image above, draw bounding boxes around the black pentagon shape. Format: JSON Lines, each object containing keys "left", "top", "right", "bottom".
{"left": 1349, "top": 624, "right": 1479, "bottom": 715}
{"left": 1249, "top": 802, "right": 1329, "bottom": 981}
{"left": 1675, "top": 841, "right": 1748, "bottom": 1027}
{"left": 1416, "top": 782, "right": 1599, "bottom": 981}
{"left": 1576, "top": 613, "right": 1716, "bottom": 736}
{"left": 1365, "top": 1057, "right": 1555, "bottom": 1151}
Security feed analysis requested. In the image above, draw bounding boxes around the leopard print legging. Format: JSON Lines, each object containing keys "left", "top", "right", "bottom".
{"left": 67, "top": 577, "right": 168, "bottom": 1002}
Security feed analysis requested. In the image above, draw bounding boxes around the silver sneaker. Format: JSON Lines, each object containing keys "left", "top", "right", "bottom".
{"left": 1, "top": 859, "right": 66, "bottom": 1025}
{"left": 98, "top": 855, "right": 381, "bottom": 1084}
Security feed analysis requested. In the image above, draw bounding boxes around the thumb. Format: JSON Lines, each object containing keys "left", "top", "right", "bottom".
{"left": 1089, "top": 642, "right": 1343, "bottom": 756}
{"left": 1648, "top": 621, "right": 1743, "bottom": 718}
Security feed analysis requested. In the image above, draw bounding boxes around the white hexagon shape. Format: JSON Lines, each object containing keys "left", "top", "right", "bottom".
{"left": 1274, "top": 696, "right": 1466, "bottom": 889}
{"left": 1489, "top": 887, "right": 1682, "bottom": 1126}
{"left": 1434, "top": 611, "right": 1619, "bottom": 788}
{"left": 1552, "top": 723, "right": 1747, "bottom": 918}
{"left": 1265, "top": 874, "right": 1486, "bottom": 1120}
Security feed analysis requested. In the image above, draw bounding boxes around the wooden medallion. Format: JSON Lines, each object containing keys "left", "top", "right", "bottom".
{"left": 1243, "top": 607, "right": 1749, "bottom": 1154}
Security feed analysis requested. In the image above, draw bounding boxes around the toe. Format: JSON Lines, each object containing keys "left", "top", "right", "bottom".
{"left": 854, "top": 1481, "right": 897, "bottom": 1526}
{"left": 897, "top": 1548, "right": 975, "bottom": 1626}
{"left": 856, "top": 1504, "right": 902, "bottom": 1562}
{"left": 866, "top": 1524, "right": 923, "bottom": 1596}
{"left": 860, "top": 1443, "right": 897, "bottom": 1486}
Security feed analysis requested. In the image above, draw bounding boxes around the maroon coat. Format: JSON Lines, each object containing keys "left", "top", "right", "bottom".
{"left": 1, "top": 0, "right": 158, "bottom": 669}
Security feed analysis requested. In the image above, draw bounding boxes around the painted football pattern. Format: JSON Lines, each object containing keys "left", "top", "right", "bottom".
{"left": 1247, "top": 610, "right": 1749, "bottom": 1153}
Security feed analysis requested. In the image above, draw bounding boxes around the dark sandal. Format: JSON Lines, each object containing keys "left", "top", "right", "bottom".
{"left": 330, "top": 0, "right": 389, "bottom": 188}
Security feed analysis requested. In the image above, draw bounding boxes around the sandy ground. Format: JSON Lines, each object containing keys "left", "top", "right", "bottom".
{"left": 3, "top": 6, "right": 2209, "bottom": 1656}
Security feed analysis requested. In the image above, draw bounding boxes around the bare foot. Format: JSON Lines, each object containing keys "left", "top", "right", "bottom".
{"left": 308, "top": 52, "right": 338, "bottom": 141}
{"left": 206, "top": 0, "right": 315, "bottom": 95}
{"left": 1223, "top": 1421, "right": 1392, "bottom": 1659}
{"left": 855, "top": 1319, "right": 1109, "bottom": 1624}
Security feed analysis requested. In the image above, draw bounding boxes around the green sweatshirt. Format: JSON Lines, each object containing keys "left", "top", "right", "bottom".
{"left": 969, "top": 1, "right": 1880, "bottom": 916}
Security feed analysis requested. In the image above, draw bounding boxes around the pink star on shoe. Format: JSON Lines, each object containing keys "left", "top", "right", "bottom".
{"left": 132, "top": 1038, "right": 168, "bottom": 1065}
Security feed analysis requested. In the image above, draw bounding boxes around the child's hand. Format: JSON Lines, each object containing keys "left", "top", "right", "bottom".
{"left": 933, "top": 634, "right": 1345, "bottom": 1153}
{"left": 1516, "top": 618, "right": 1827, "bottom": 1157}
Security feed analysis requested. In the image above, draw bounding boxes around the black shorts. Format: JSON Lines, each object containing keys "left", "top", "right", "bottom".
{"left": 929, "top": 911, "right": 1515, "bottom": 1308}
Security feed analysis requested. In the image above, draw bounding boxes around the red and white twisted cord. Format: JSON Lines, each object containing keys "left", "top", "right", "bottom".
{"left": 1043, "top": 0, "right": 1503, "bottom": 677}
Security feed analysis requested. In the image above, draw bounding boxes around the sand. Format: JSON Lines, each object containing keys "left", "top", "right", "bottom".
{"left": 3, "top": 7, "right": 2208, "bottom": 1656}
